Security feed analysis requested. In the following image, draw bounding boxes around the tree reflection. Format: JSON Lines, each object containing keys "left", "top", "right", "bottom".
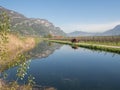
{"left": 0, "top": 53, "right": 35, "bottom": 89}
{"left": 71, "top": 44, "right": 78, "bottom": 49}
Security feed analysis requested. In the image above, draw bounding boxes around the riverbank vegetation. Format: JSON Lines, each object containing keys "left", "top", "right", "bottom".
{"left": 51, "top": 36, "right": 120, "bottom": 46}
{"left": 0, "top": 11, "right": 38, "bottom": 90}
{"left": 49, "top": 39, "right": 120, "bottom": 54}
{"left": 76, "top": 36, "right": 120, "bottom": 46}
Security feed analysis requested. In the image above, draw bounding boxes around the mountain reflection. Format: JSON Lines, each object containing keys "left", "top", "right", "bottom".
{"left": 28, "top": 41, "right": 62, "bottom": 59}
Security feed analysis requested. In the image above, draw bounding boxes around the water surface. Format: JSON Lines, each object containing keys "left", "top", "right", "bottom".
{"left": 4, "top": 43, "right": 120, "bottom": 90}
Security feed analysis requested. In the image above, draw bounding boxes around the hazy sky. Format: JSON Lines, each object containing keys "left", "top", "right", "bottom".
{"left": 0, "top": 0, "right": 120, "bottom": 33}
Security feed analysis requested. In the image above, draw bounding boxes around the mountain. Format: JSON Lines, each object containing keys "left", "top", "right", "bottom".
{"left": 102, "top": 25, "right": 120, "bottom": 36}
{"left": 0, "top": 6, "right": 66, "bottom": 36}
{"left": 68, "top": 31, "right": 95, "bottom": 37}
{"left": 68, "top": 25, "right": 120, "bottom": 37}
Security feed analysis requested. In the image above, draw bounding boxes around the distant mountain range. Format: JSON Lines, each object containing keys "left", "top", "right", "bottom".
{"left": 102, "top": 25, "right": 120, "bottom": 36}
{"left": 68, "top": 25, "right": 120, "bottom": 37}
{"left": 1, "top": 6, "right": 120, "bottom": 37}
{"left": 0, "top": 6, "right": 66, "bottom": 36}
{"left": 68, "top": 31, "right": 94, "bottom": 37}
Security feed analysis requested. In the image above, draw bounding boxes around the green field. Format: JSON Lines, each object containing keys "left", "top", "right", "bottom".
{"left": 49, "top": 39, "right": 120, "bottom": 54}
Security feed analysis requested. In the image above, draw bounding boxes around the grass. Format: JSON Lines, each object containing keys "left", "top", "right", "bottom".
{"left": 0, "top": 34, "right": 40, "bottom": 90}
{"left": 0, "top": 80, "right": 32, "bottom": 90}
{"left": 0, "top": 34, "right": 36, "bottom": 65}
{"left": 49, "top": 40, "right": 120, "bottom": 54}
{"left": 81, "top": 41, "right": 120, "bottom": 46}
{"left": 34, "top": 37, "right": 42, "bottom": 44}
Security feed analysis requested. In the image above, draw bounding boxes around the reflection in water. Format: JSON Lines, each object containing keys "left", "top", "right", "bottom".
{"left": 70, "top": 44, "right": 118, "bottom": 57}
{"left": 71, "top": 44, "right": 79, "bottom": 49}
{"left": 1, "top": 42, "right": 120, "bottom": 90}
{"left": 112, "top": 53, "right": 116, "bottom": 57}
{"left": 0, "top": 55, "right": 34, "bottom": 89}
{"left": 81, "top": 46, "right": 119, "bottom": 57}
{"left": 0, "top": 41, "right": 62, "bottom": 89}
{"left": 28, "top": 41, "right": 62, "bottom": 58}
{"left": 16, "top": 59, "right": 31, "bottom": 80}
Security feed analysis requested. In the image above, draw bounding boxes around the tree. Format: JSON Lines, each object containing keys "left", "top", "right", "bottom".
{"left": 0, "top": 11, "right": 10, "bottom": 41}
{"left": 44, "top": 33, "right": 53, "bottom": 38}
{"left": 0, "top": 11, "right": 10, "bottom": 60}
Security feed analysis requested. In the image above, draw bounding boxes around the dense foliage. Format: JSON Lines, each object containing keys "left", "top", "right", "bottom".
{"left": 0, "top": 12, "right": 35, "bottom": 90}
{"left": 0, "top": 11, "right": 10, "bottom": 61}
{"left": 0, "top": 11, "right": 10, "bottom": 37}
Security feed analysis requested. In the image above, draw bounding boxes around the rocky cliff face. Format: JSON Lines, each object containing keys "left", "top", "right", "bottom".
{"left": 0, "top": 6, "right": 66, "bottom": 36}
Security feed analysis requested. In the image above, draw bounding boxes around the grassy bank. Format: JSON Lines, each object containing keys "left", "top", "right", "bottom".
{"left": 0, "top": 34, "right": 43, "bottom": 72}
{"left": 7, "top": 34, "right": 35, "bottom": 52}
{"left": 0, "top": 79, "right": 32, "bottom": 90}
{"left": 49, "top": 40, "right": 120, "bottom": 54}
{"left": 0, "top": 34, "right": 36, "bottom": 65}
{"left": 79, "top": 41, "right": 120, "bottom": 46}
{"left": 0, "top": 34, "right": 40, "bottom": 90}
{"left": 53, "top": 36, "right": 120, "bottom": 46}
{"left": 0, "top": 12, "right": 39, "bottom": 89}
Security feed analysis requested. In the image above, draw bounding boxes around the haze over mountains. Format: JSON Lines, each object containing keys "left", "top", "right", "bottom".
{"left": 68, "top": 25, "right": 120, "bottom": 36}
{"left": 0, "top": 6, "right": 66, "bottom": 36}
{"left": 0, "top": 6, "right": 120, "bottom": 37}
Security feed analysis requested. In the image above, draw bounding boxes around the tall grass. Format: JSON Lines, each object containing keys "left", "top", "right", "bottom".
{"left": 0, "top": 11, "right": 36, "bottom": 90}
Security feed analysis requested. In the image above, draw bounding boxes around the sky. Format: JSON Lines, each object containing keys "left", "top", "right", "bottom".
{"left": 0, "top": 0, "right": 120, "bottom": 33}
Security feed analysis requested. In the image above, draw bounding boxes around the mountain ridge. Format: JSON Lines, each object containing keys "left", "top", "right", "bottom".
{"left": 68, "top": 25, "right": 120, "bottom": 36}
{"left": 0, "top": 6, "right": 66, "bottom": 36}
